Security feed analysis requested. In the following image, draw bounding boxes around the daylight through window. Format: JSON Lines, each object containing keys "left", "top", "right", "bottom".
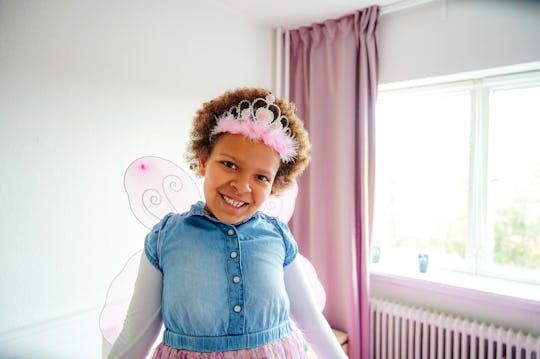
{"left": 372, "top": 69, "right": 540, "bottom": 286}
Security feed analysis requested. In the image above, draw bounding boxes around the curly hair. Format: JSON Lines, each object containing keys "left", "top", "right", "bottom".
{"left": 185, "top": 87, "right": 311, "bottom": 194}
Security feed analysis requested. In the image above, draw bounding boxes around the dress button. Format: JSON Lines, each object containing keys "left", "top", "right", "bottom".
{"left": 233, "top": 276, "right": 241, "bottom": 283}
{"left": 227, "top": 229, "right": 234, "bottom": 235}
{"left": 230, "top": 251, "right": 238, "bottom": 259}
{"left": 233, "top": 305, "right": 242, "bottom": 313}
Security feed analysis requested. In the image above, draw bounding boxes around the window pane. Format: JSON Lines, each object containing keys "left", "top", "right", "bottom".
{"left": 374, "top": 91, "right": 471, "bottom": 272}
{"left": 487, "top": 85, "right": 540, "bottom": 276}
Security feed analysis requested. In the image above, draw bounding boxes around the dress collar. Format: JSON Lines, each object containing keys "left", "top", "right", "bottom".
{"left": 186, "top": 201, "right": 260, "bottom": 226}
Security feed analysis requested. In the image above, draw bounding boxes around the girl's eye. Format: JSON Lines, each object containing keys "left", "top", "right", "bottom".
{"left": 257, "top": 174, "right": 270, "bottom": 183}
{"left": 222, "top": 161, "right": 237, "bottom": 170}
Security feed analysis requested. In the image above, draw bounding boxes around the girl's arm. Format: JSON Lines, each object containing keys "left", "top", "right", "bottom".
{"left": 108, "top": 254, "right": 163, "bottom": 359}
{"left": 284, "top": 259, "right": 348, "bottom": 359}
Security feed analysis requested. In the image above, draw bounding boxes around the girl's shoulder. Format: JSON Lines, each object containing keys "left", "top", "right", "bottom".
{"left": 152, "top": 211, "right": 186, "bottom": 232}
{"left": 254, "top": 212, "right": 298, "bottom": 266}
{"left": 256, "top": 212, "right": 292, "bottom": 236}
{"left": 155, "top": 201, "right": 205, "bottom": 229}
{"left": 144, "top": 210, "right": 192, "bottom": 270}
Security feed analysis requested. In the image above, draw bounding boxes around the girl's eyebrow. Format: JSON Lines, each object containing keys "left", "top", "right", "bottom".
{"left": 215, "top": 152, "right": 236, "bottom": 162}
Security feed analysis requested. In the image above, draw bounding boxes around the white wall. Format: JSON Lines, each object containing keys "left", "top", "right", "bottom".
{"left": 378, "top": 0, "right": 540, "bottom": 84}
{"left": 0, "top": 0, "right": 273, "bottom": 344}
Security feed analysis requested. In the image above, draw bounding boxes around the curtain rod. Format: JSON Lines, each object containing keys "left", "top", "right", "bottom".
{"left": 380, "top": 0, "right": 438, "bottom": 15}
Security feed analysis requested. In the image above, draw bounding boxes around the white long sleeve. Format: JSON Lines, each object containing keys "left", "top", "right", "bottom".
{"left": 284, "top": 259, "right": 348, "bottom": 359}
{"left": 108, "top": 254, "right": 163, "bottom": 359}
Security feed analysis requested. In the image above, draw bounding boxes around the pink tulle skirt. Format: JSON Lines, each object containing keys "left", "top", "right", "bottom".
{"left": 151, "top": 331, "right": 307, "bottom": 359}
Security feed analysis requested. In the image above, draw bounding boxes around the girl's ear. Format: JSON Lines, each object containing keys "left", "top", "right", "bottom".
{"left": 198, "top": 157, "right": 207, "bottom": 176}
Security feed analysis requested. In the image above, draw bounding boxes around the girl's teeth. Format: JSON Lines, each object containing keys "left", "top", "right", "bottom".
{"left": 223, "top": 195, "right": 245, "bottom": 208}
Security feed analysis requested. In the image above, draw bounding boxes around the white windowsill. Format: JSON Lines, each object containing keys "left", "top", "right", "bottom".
{"left": 370, "top": 268, "right": 540, "bottom": 336}
{"left": 371, "top": 266, "right": 540, "bottom": 308}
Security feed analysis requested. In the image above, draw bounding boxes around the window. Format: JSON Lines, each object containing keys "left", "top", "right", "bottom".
{"left": 372, "top": 69, "right": 540, "bottom": 289}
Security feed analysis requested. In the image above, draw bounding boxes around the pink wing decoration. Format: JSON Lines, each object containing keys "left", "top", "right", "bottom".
{"left": 260, "top": 181, "right": 298, "bottom": 223}
{"left": 100, "top": 251, "right": 144, "bottom": 345}
{"left": 297, "top": 254, "right": 326, "bottom": 311}
{"left": 101, "top": 157, "right": 203, "bottom": 348}
{"left": 100, "top": 156, "right": 325, "bottom": 352}
{"left": 124, "top": 156, "right": 202, "bottom": 229}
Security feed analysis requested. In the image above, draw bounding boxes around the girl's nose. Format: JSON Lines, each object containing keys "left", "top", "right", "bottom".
{"left": 231, "top": 178, "right": 252, "bottom": 193}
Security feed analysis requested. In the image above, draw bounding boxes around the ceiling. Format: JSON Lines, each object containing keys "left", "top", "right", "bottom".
{"left": 213, "top": 0, "right": 408, "bottom": 29}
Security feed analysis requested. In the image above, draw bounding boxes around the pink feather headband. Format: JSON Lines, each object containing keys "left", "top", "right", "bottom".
{"left": 211, "top": 94, "right": 298, "bottom": 163}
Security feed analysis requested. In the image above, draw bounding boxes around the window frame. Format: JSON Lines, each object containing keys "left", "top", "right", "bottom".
{"left": 372, "top": 65, "right": 540, "bottom": 294}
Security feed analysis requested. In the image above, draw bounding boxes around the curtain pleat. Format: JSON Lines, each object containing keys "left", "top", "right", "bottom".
{"left": 288, "top": 7, "right": 379, "bottom": 359}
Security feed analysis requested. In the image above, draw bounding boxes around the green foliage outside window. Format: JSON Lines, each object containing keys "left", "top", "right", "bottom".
{"left": 494, "top": 207, "right": 540, "bottom": 270}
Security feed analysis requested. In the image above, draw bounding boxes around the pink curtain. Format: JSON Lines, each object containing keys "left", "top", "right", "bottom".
{"left": 288, "top": 7, "right": 379, "bottom": 359}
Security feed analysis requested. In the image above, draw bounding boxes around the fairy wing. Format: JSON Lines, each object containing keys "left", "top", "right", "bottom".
{"left": 123, "top": 156, "right": 203, "bottom": 228}
{"left": 100, "top": 156, "right": 325, "bottom": 352}
{"left": 101, "top": 156, "right": 203, "bottom": 351}
{"left": 260, "top": 180, "right": 298, "bottom": 222}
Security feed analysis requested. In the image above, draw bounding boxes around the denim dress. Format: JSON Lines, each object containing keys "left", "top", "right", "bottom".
{"left": 145, "top": 201, "right": 305, "bottom": 357}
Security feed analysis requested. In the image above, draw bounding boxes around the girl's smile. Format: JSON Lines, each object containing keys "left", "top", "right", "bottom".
{"left": 198, "top": 133, "right": 281, "bottom": 224}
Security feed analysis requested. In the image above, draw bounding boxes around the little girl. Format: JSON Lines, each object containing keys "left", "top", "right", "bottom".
{"left": 108, "top": 88, "right": 348, "bottom": 359}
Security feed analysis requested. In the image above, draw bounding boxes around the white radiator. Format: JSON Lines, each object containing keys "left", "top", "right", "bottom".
{"left": 370, "top": 298, "right": 540, "bottom": 359}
